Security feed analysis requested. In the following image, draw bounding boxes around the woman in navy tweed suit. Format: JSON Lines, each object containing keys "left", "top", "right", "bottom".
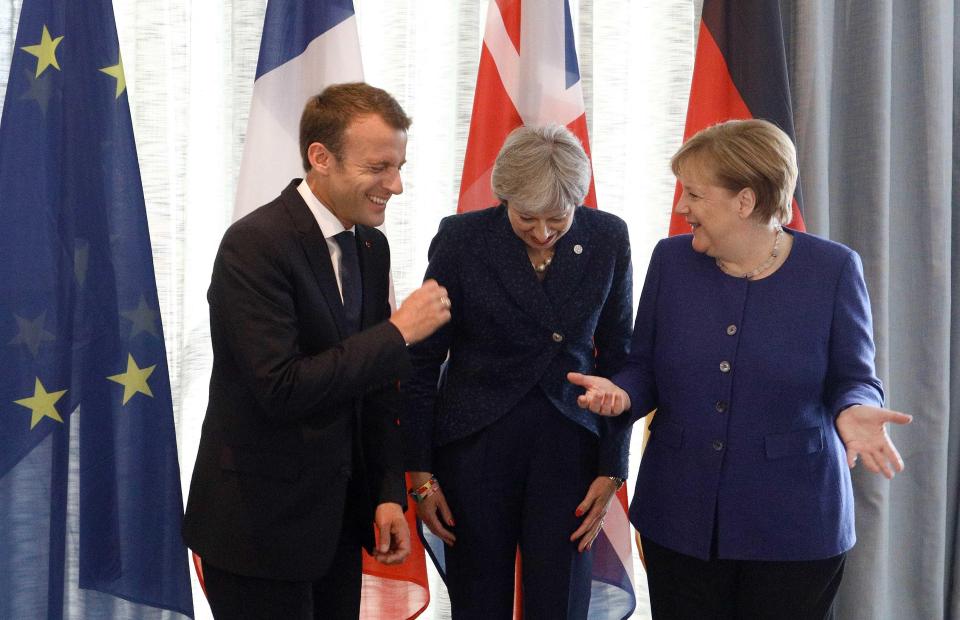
{"left": 401, "top": 125, "right": 633, "bottom": 618}
{"left": 570, "top": 119, "right": 912, "bottom": 619}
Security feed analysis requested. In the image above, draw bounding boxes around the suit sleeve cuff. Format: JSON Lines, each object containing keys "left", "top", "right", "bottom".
{"left": 597, "top": 418, "right": 631, "bottom": 479}
{"left": 377, "top": 470, "right": 408, "bottom": 508}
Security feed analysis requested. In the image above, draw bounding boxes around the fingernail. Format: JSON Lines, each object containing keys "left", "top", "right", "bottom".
{"left": 575, "top": 508, "right": 583, "bottom": 517}
{"left": 449, "top": 518, "right": 456, "bottom": 526}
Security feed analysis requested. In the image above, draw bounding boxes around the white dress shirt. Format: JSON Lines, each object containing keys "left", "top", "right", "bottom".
{"left": 297, "top": 179, "right": 354, "bottom": 303}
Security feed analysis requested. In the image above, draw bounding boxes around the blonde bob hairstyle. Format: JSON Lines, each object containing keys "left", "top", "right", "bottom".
{"left": 671, "top": 119, "right": 798, "bottom": 226}
{"left": 491, "top": 124, "right": 591, "bottom": 215}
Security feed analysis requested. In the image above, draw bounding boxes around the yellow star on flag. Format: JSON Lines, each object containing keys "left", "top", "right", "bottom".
{"left": 107, "top": 354, "right": 156, "bottom": 405}
{"left": 21, "top": 25, "right": 64, "bottom": 78}
{"left": 14, "top": 378, "right": 67, "bottom": 430}
{"left": 99, "top": 54, "right": 126, "bottom": 99}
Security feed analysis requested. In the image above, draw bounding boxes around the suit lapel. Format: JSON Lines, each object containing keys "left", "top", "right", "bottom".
{"left": 283, "top": 182, "right": 350, "bottom": 340}
{"left": 481, "top": 206, "right": 557, "bottom": 330}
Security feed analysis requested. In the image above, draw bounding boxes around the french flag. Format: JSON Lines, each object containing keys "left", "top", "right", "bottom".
{"left": 431, "top": 1, "right": 637, "bottom": 617}
{"left": 223, "top": 2, "right": 430, "bottom": 618}
{"left": 670, "top": 0, "right": 806, "bottom": 235}
{"left": 233, "top": 0, "right": 363, "bottom": 219}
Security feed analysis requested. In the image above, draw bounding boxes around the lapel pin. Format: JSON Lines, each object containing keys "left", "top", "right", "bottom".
{"left": 364, "top": 240, "right": 372, "bottom": 248}
{"left": 573, "top": 244, "right": 583, "bottom": 255}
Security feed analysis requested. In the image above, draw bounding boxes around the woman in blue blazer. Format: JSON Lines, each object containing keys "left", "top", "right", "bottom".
{"left": 401, "top": 125, "right": 633, "bottom": 618}
{"left": 570, "top": 119, "right": 912, "bottom": 619}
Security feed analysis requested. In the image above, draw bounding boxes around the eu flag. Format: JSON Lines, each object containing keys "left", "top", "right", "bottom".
{"left": 0, "top": 0, "right": 194, "bottom": 617}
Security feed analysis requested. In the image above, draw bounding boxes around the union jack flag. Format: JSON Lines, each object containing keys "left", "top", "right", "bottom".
{"left": 458, "top": 0, "right": 597, "bottom": 214}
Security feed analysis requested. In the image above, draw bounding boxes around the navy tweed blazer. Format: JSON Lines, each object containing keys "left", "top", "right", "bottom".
{"left": 401, "top": 204, "right": 634, "bottom": 478}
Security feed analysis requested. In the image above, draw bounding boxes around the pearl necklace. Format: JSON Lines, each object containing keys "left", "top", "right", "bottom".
{"left": 532, "top": 252, "right": 554, "bottom": 273}
{"left": 716, "top": 227, "right": 783, "bottom": 280}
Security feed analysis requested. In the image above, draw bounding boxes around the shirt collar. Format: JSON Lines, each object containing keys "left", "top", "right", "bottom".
{"left": 297, "top": 179, "right": 355, "bottom": 240}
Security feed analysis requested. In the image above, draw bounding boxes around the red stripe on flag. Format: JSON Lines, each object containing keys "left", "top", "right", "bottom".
{"left": 566, "top": 113, "right": 597, "bottom": 209}
{"left": 458, "top": 43, "right": 522, "bottom": 213}
{"left": 669, "top": 21, "right": 751, "bottom": 236}
{"left": 682, "top": 22, "right": 752, "bottom": 139}
{"left": 496, "top": 0, "right": 522, "bottom": 55}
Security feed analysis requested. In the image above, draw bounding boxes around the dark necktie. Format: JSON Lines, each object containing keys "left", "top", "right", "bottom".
{"left": 333, "top": 230, "right": 362, "bottom": 335}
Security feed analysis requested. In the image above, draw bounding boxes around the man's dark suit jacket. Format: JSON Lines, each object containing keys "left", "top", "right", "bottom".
{"left": 402, "top": 205, "right": 634, "bottom": 478}
{"left": 183, "top": 180, "right": 410, "bottom": 581}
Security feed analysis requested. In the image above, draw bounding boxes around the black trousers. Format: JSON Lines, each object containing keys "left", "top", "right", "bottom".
{"left": 641, "top": 536, "right": 846, "bottom": 620}
{"left": 436, "top": 389, "right": 598, "bottom": 619}
{"left": 201, "top": 518, "right": 362, "bottom": 620}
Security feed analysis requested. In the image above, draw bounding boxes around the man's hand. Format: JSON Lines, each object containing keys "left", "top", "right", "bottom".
{"left": 390, "top": 279, "right": 452, "bottom": 345}
{"left": 372, "top": 502, "right": 411, "bottom": 565}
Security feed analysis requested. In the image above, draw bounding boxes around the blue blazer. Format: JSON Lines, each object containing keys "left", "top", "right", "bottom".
{"left": 402, "top": 205, "right": 634, "bottom": 477}
{"left": 615, "top": 230, "right": 884, "bottom": 561}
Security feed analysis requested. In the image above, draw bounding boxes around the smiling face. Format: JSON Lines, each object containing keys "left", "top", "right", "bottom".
{"left": 307, "top": 113, "right": 407, "bottom": 228}
{"left": 506, "top": 202, "right": 575, "bottom": 252}
{"left": 674, "top": 164, "right": 753, "bottom": 258}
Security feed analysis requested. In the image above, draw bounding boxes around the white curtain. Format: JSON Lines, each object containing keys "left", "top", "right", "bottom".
{"left": 0, "top": 1, "right": 695, "bottom": 617}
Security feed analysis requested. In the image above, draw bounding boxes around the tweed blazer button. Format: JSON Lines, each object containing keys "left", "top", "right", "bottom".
{"left": 719, "top": 360, "right": 731, "bottom": 373}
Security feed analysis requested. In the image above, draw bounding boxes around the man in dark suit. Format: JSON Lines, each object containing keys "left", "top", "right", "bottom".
{"left": 182, "top": 83, "right": 451, "bottom": 619}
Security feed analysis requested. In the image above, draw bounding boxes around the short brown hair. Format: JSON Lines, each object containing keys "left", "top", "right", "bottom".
{"left": 671, "top": 119, "right": 798, "bottom": 225}
{"left": 299, "top": 82, "right": 412, "bottom": 171}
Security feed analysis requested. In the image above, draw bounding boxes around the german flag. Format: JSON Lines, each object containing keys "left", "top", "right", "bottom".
{"left": 670, "top": 0, "right": 806, "bottom": 235}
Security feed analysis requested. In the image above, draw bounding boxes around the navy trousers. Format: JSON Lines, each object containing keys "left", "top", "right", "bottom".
{"left": 435, "top": 388, "right": 598, "bottom": 619}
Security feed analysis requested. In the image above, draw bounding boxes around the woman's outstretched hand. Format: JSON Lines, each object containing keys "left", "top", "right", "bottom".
{"left": 567, "top": 372, "right": 631, "bottom": 416}
{"left": 835, "top": 405, "right": 912, "bottom": 479}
